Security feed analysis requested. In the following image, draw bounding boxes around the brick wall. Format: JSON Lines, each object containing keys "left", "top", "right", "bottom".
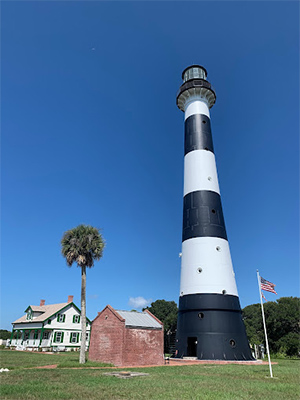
{"left": 123, "top": 327, "right": 164, "bottom": 366}
{"left": 89, "top": 306, "right": 125, "bottom": 366}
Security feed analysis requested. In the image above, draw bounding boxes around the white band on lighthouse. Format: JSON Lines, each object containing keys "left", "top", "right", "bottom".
{"left": 180, "top": 237, "right": 238, "bottom": 296}
{"left": 184, "top": 150, "right": 220, "bottom": 196}
{"left": 185, "top": 98, "right": 210, "bottom": 120}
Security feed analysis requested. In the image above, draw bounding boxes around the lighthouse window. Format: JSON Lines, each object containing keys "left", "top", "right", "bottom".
{"left": 222, "top": 290, "right": 227, "bottom": 295}
{"left": 211, "top": 209, "right": 216, "bottom": 214}
{"left": 198, "top": 313, "right": 204, "bottom": 319}
{"left": 229, "top": 339, "right": 236, "bottom": 348}
{"left": 207, "top": 176, "right": 212, "bottom": 181}
{"left": 202, "top": 120, "right": 206, "bottom": 124}
{"left": 216, "top": 246, "right": 221, "bottom": 252}
{"left": 197, "top": 267, "right": 202, "bottom": 273}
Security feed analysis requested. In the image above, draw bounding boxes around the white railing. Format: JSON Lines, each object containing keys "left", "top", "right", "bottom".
{"left": 25, "top": 339, "right": 40, "bottom": 348}
{"left": 40, "top": 339, "right": 51, "bottom": 348}
{"left": 10, "top": 338, "right": 50, "bottom": 348}
{"left": 10, "top": 339, "right": 23, "bottom": 346}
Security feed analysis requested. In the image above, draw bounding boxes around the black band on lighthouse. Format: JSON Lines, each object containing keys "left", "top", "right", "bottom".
{"left": 176, "top": 293, "right": 254, "bottom": 360}
{"left": 185, "top": 114, "right": 214, "bottom": 155}
{"left": 179, "top": 293, "right": 241, "bottom": 311}
{"left": 182, "top": 190, "right": 227, "bottom": 242}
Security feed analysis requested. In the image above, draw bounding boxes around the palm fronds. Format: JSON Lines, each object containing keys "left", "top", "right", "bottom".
{"left": 61, "top": 224, "right": 105, "bottom": 268}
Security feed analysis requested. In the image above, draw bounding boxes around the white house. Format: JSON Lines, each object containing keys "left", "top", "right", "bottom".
{"left": 9, "top": 295, "right": 91, "bottom": 351}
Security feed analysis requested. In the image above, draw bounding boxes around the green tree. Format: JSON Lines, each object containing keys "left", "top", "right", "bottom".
{"left": 242, "top": 303, "right": 264, "bottom": 344}
{"left": 143, "top": 299, "right": 178, "bottom": 353}
{"left": 0, "top": 330, "right": 12, "bottom": 340}
{"left": 277, "top": 332, "right": 300, "bottom": 357}
{"left": 243, "top": 297, "right": 300, "bottom": 357}
{"left": 61, "top": 224, "right": 105, "bottom": 364}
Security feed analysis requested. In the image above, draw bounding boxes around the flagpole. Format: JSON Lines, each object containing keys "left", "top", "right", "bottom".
{"left": 257, "top": 270, "right": 273, "bottom": 378}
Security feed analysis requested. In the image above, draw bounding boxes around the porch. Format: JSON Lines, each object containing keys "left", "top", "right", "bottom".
{"left": 9, "top": 329, "right": 52, "bottom": 350}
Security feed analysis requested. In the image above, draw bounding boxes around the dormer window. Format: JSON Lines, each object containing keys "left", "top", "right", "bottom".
{"left": 26, "top": 309, "right": 32, "bottom": 320}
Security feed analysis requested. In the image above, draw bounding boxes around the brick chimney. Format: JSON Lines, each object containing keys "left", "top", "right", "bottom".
{"left": 68, "top": 295, "right": 74, "bottom": 303}
{"left": 40, "top": 299, "right": 45, "bottom": 306}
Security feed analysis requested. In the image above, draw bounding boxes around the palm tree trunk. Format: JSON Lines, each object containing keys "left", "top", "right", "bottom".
{"left": 80, "top": 265, "right": 87, "bottom": 364}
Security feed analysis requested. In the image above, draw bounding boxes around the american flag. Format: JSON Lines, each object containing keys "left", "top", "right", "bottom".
{"left": 260, "top": 277, "right": 277, "bottom": 295}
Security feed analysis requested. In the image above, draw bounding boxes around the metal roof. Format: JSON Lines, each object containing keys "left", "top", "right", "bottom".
{"left": 115, "top": 310, "right": 162, "bottom": 329}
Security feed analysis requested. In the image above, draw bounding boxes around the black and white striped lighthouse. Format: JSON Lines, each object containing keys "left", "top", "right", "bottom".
{"left": 175, "top": 65, "right": 253, "bottom": 360}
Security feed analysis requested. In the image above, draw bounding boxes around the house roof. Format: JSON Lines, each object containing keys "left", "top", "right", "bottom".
{"left": 13, "top": 303, "right": 69, "bottom": 324}
{"left": 115, "top": 310, "right": 163, "bottom": 329}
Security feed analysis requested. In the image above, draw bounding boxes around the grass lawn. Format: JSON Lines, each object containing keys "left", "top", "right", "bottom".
{"left": 0, "top": 350, "right": 299, "bottom": 400}
{"left": 0, "top": 349, "right": 111, "bottom": 369}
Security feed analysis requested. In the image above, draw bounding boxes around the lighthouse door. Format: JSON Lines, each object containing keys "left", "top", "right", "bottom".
{"left": 187, "top": 337, "right": 197, "bottom": 357}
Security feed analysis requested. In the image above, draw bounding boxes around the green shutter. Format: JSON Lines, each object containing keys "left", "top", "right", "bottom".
{"left": 77, "top": 333, "right": 79, "bottom": 343}
{"left": 57, "top": 315, "right": 59, "bottom": 322}
{"left": 61, "top": 332, "right": 64, "bottom": 343}
{"left": 63, "top": 315, "right": 66, "bottom": 323}
{"left": 72, "top": 315, "right": 75, "bottom": 323}
{"left": 54, "top": 332, "right": 57, "bottom": 342}
{"left": 78, "top": 316, "right": 80, "bottom": 323}
{"left": 70, "top": 333, "right": 73, "bottom": 343}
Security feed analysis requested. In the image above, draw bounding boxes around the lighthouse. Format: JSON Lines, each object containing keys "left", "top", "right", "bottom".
{"left": 175, "top": 65, "right": 253, "bottom": 360}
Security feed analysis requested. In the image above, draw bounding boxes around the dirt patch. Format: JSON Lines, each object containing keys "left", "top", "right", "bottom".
{"left": 34, "top": 364, "right": 58, "bottom": 369}
{"left": 168, "top": 359, "right": 276, "bottom": 366}
{"left": 29, "top": 359, "right": 275, "bottom": 370}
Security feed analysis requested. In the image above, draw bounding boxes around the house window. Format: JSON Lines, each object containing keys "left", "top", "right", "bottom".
{"left": 73, "top": 315, "right": 80, "bottom": 324}
{"left": 24, "top": 332, "right": 29, "bottom": 340}
{"left": 54, "top": 332, "right": 64, "bottom": 343}
{"left": 43, "top": 332, "right": 49, "bottom": 340}
{"left": 33, "top": 331, "right": 38, "bottom": 340}
{"left": 57, "top": 314, "right": 65, "bottom": 323}
{"left": 70, "top": 332, "right": 79, "bottom": 343}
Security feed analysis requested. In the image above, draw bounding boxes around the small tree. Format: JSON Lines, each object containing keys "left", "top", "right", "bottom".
{"left": 61, "top": 224, "right": 105, "bottom": 364}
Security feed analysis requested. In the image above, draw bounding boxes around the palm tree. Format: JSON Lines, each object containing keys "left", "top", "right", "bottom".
{"left": 61, "top": 224, "right": 105, "bottom": 364}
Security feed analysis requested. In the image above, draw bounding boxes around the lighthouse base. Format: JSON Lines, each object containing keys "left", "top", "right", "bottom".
{"left": 175, "top": 293, "right": 254, "bottom": 361}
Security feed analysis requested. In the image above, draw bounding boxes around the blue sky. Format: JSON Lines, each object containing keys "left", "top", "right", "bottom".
{"left": 1, "top": 1, "right": 299, "bottom": 331}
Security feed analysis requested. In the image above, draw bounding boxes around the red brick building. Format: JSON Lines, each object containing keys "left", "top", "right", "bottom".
{"left": 89, "top": 305, "right": 164, "bottom": 367}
